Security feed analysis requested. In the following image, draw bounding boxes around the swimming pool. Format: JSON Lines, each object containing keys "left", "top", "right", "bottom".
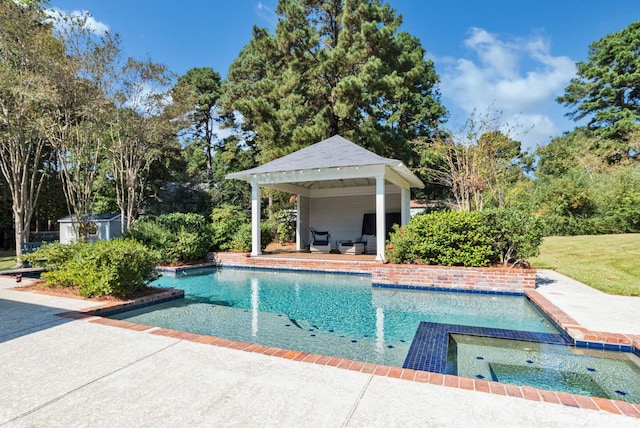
{"left": 110, "top": 267, "right": 557, "bottom": 367}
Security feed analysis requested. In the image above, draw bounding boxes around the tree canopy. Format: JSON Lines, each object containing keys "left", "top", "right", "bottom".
{"left": 557, "top": 21, "right": 640, "bottom": 141}
{"left": 174, "top": 67, "right": 225, "bottom": 182}
{"left": 223, "top": 0, "right": 447, "bottom": 164}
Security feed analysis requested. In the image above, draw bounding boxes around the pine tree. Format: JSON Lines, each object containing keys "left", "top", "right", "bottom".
{"left": 223, "top": 0, "right": 446, "bottom": 164}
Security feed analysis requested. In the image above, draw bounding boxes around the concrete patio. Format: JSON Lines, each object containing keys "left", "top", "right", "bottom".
{"left": 1, "top": 273, "right": 639, "bottom": 427}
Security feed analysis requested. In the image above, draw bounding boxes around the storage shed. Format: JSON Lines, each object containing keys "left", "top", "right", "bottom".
{"left": 58, "top": 214, "right": 124, "bottom": 244}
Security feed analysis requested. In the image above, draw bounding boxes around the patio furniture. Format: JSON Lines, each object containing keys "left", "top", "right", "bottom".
{"left": 310, "top": 228, "right": 331, "bottom": 253}
{"left": 338, "top": 241, "right": 364, "bottom": 255}
{"left": 355, "top": 234, "right": 377, "bottom": 255}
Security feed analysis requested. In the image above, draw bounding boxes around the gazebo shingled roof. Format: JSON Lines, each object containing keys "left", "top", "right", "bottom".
{"left": 226, "top": 135, "right": 424, "bottom": 191}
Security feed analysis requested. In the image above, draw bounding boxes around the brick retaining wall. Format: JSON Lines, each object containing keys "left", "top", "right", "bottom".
{"left": 214, "top": 252, "right": 536, "bottom": 293}
{"left": 371, "top": 264, "right": 536, "bottom": 293}
{"left": 214, "top": 252, "right": 377, "bottom": 274}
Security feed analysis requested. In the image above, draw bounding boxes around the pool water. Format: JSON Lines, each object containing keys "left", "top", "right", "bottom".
{"left": 449, "top": 335, "right": 640, "bottom": 404}
{"left": 110, "top": 267, "right": 557, "bottom": 367}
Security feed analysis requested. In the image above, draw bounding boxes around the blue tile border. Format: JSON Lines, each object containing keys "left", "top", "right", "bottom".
{"left": 170, "top": 263, "right": 371, "bottom": 278}
{"left": 372, "top": 283, "right": 525, "bottom": 296}
{"left": 403, "top": 322, "right": 574, "bottom": 373}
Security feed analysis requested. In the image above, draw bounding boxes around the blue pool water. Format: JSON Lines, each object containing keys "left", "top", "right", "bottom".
{"left": 450, "top": 335, "right": 640, "bottom": 404}
{"left": 110, "top": 267, "right": 557, "bottom": 367}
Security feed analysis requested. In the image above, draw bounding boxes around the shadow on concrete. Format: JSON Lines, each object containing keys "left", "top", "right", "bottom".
{"left": 0, "top": 298, "right": 73, "bottom": 344}
{"left": 535, "top": 276, "right": 557, "bottom": 287}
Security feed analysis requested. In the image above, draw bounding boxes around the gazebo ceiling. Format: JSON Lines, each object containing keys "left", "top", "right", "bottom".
{"left": 226, "top": 135, "right": 424, "bottom": 195}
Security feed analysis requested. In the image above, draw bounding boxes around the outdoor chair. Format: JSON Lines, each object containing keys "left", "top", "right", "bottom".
{"left": 309, "top": 228, "right": 331, "bottom": 253}
{"left": 338, "top": 240, "right": 364, "bottom": 255}
{"left": 355, "top": 234, "right": 377, "bottom": 255}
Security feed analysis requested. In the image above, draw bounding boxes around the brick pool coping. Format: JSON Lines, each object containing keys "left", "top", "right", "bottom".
{"left": 55, "top": 266, "right": 640, "bottom": 419}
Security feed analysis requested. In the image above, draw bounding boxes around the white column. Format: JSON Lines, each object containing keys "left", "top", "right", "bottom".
{"left": 375, "top": 174, "right": 386, "bottom": 261}
{"left": 251, "top": 182, "right": 262, "bottom": 256}
{"left": 296, "top": 194, "right": 302, "bottom": 251}
{"left": 401, "top": 187, "right": 411, "bottom": 225}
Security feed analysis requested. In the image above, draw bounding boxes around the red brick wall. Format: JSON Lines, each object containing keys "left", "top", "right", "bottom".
{"left": 371, "top": 264, "right": 536, "bottom": 293}
{"left": 214, "top": 252, "right": 377, "bottom": 273}
{"left": 213, "top": 253, "right": 536, "bottom": 293}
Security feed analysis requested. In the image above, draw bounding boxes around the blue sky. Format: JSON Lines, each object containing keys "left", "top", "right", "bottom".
{"left": 48, "top": 0, "right": 640, "bottom": 150}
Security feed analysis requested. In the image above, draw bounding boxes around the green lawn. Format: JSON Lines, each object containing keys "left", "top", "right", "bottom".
{"left": 0, "top": 251, "right": 17, "bottom": 271}
{"left": 530, "top": 234, "right": 640, "bottom": 296}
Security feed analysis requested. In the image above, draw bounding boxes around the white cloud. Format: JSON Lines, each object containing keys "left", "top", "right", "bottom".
{"left": 440, "top": 28, "right": 576, "bottom": 149}
{"left": 256, "top": 2, "right": 277, "bottom": 27}
{"left": 47, "top": 8, "right": 110, "bottom": 36}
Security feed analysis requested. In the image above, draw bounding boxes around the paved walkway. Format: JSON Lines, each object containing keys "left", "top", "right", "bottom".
{"left": 535, "top": 269, "right": 640, "bottom": 336}
{"left": 1, "top": 274, "right": 640, "bottom": 427}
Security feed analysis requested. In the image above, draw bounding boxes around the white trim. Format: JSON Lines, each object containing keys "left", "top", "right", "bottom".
{"left": 251, "top": 182, "right": 261, "bottom": 256}
{"left": 266, "top": 183, "right": 311, "bottom": 197}
{"left": 383, "top": 166, "right": 412, "bottom": 190}
{"left": 375, "top": 175, "right": 386, "bottom": 261}
{"left": 307, "top": 184, "right": 401, "bottom": 198}
{"left": 244, "top": 164, "right": 384, "bottom": 186}
{"left": 295, "top": 195, "right": 302, "bottom": 251}
{"left": 401, "top": 188, "right": 411, "bottom": 226}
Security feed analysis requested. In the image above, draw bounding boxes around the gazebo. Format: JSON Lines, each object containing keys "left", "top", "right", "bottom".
{"left": 225, "top": 135, "right": 424, "bottom": 260}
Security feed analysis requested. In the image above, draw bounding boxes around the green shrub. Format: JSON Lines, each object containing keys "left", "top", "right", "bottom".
{"left": 228, "top": 222, "right": 274, "bottom": 252}
{"left": 27, "top": 239, "right": 160, "bottom": 298}
{"left": 480, "top": 209, "right": 543, "bottom": 266}
{"left": 387, "top": 210, "right": 495, "bottom": 266}
{"left": 210, "top": 204, "right": 249, "bottom": 251}
{"left": 127, "top": 213, "right": 210, "bottom": 264}
{"left": 261, "top": 220, "right": 275, "bottom": 250}
{"left": 275, "top": 210, "right": 296, "bottom": 244}
{"left": 23, "top": 241, "right": 80, "bottom": 268}
{"left": 230, "top": 223, "right": 252, "bottom": 252}
{"left": 209, "top": 204, "right": 274, "bottom": 252}
{"left": 387, "top": 208, "right": 543, "bottom": 267}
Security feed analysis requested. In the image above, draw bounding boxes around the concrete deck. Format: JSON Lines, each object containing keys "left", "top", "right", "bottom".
{"left": 1, "top": 273, "right": 640, "bottom": 427}
{"left": 535, "top": 269, "right": 640, "bottom": 336}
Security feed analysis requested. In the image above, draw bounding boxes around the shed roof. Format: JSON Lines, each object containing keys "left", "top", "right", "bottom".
{"left": 58, "top": 214, "right": 121, "bottom": 223}
{"left": 226, "top": 135, "right": 424, "bottom": 191}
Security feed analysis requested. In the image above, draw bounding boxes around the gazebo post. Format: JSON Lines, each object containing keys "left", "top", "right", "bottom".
{"left": 251, "top": 182, "right": 262, "bottom": 256}
{"left": 295, "top": 194, "right": 302, "bottom": 251}
{"left": 375, "top": 174, "right": 386, "bottom": 261}
{"left": 401, "top": 187, "right": 411, "bottom": 225}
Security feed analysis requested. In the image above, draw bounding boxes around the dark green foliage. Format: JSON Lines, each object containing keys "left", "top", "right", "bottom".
{"left": 25, "top": 239, "right": 160, "bottom": 298}
{"left": 387, "top": 210, "right": 495, "bottom": 266}
{"left": 223, "top": 0, "right": 446, "bottom": 164}
{"left": 210, "top": 205, "right": 273, "bottom": 252}
{"left": 150, "top": 182, "right": 212, "bottom": 218}
{"left": 480, "top": 209, "right": 543, "bottom": 266}
{"left": 210, "top": 204, "right": 249, "bottom": 251}
{"left": 275, "top": 209, "right": 296, "bottom": 244}
{"left": 229, "top": 223, "right": 252, "bottom": 252}
{"left": 528, "top": 166, "right": 640, "bottom": 236}
{"left": 557, "top": 21, "right": 640, "bottom": 140}
{"left": 23, "top": 241, "right": 78, "bottom": 268}
{"left": 174, "top": 67, "right": 227, "bottom": 182}
{"left": 260, "top": 220, "right": 276, "bottom": 251}
{"left": 387, "top": 209, "right": 543, "bottom": 266}
{"left": 127, "top": 213, "right": 210, "bottom": 264}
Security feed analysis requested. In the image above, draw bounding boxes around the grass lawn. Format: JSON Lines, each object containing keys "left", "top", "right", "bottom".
{"left": 0, "top": 251, "right": 17, "bottom": 271}
{"left": 530, "top": 234, "right": 640, "bottom": 296}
